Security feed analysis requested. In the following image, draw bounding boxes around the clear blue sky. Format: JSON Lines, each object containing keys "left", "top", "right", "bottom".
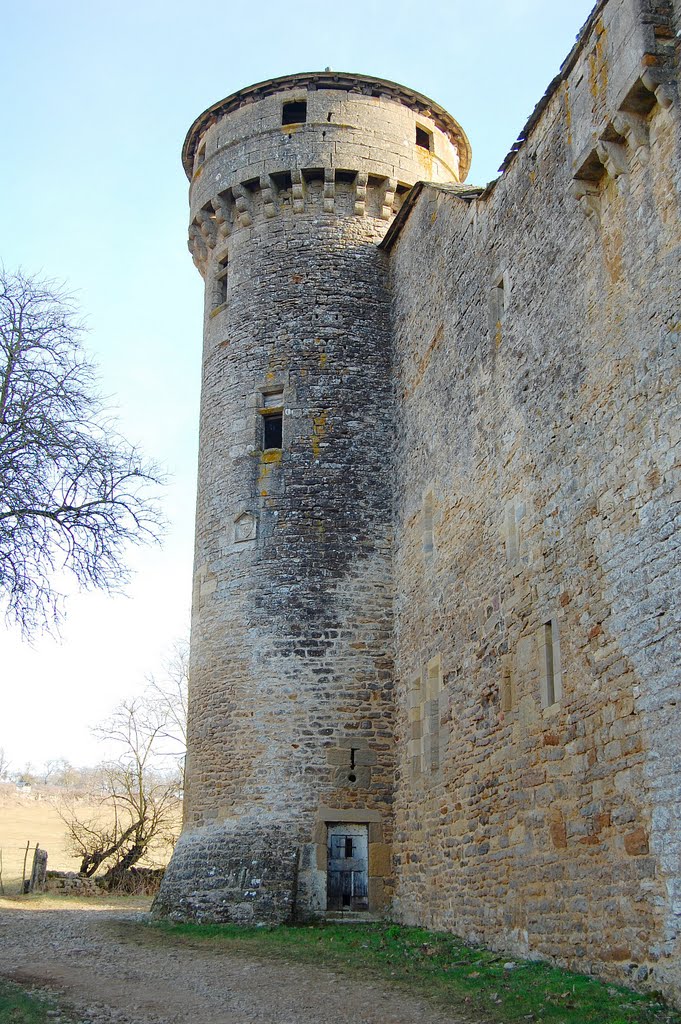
{"left": 0, "top": 0, "right": 596, "bottom": 771}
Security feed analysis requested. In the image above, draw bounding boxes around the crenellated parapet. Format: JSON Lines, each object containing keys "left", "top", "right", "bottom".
{"left": 188, "top": 167, "right": 406, "bottom": 274}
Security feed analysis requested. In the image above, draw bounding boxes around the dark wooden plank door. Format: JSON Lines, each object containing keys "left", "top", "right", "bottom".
{"left": 327, "top": 824, "right": 368, "bottom": 910}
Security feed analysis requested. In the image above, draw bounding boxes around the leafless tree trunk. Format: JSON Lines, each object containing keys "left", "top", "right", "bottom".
{"left": 61, "top": 696, "right": 182, "bottom": 883}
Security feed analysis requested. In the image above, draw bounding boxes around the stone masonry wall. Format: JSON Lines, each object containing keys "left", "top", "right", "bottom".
{"left": 387, "top": 0, "right": 681, "bottom": 998}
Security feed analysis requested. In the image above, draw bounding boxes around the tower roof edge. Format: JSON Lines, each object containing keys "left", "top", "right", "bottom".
{"left": 182, "top": 71, "right": 471, "bottom": 181}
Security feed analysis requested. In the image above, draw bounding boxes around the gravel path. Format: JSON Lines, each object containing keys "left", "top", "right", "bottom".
{"left": 0, "top": 903, "right": 482, "bottom": 1024}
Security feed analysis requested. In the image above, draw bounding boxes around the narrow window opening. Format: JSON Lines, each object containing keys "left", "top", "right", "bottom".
{"left": 260, "top": 387, "right": 284, "bottom": 451}
{"left": 539, "top": 619, "right": 562, "bottom": 708}
{"left": 263, "top": 413, "right": 283, "bottom": 450}
{"left": 409, "top": 674, "right": 423, "bottom": 779}
{"left": 495, "top": 276, "right": 506, "bottom": 319}
{"left": 490, "top": 272, "right": 509, "bottom": 328}
{"left": 344, "top": 837, "right": 354, "bottom": 858}
{"left": 283, "top": 100, "right": 307, "bottom": 125}
{"left": 500, "top": 663, "right": 513, "bottom": 712}
{"left": 415, "top": 125, "right": 432, "bottom": 151}
{"left": 350, "top": 747, "right": 357, "bottom": 769}
{"left": 426, "top": 656, "right": 442, "bottom": 771}
{"left": 544, "top": 622, "right": 555, "bottom": 706}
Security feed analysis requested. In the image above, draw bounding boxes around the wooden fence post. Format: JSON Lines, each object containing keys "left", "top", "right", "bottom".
{"left": 21, "top": 840, "right": 30, "bottom": 894}
{"left": 28, "top": 845, "right": 48, "bottom": 893}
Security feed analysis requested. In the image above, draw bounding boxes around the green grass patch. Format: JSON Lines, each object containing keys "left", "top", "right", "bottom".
{"left": 0, "top": 979, "right": 69, "bottom": 1023}
{"left": 146, "top": 919, "right": 681, "bottom": 1024}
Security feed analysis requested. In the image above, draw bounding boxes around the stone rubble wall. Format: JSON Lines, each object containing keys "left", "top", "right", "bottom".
{"left": 387, "top": 0, "right": 680, "bottom": 1000}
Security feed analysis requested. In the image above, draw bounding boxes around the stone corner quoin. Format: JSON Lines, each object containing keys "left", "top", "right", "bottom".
{"left": 156, "top": 1, "right": 681, "bottom": 1007}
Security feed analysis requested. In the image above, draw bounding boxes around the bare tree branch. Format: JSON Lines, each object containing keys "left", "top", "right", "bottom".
{"left": 0, "top": 267, "right": 166, "bottom": 636}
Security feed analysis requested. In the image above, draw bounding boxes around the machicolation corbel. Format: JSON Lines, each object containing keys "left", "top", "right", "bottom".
{"left": 212, "top": 194, "right": 233, "bottom": 238}
{"left": 260, "top": 176, "right": 276, "bottom": 219}
{"left": 595, "top": 139, "right": 629, "bottom": 179}
{"left": 640, "top": 67, "right": 674, "bottom": 110}
{"left": 570, "top": 180, "right": 602, "bottom": 224}
{"left": 232, "top": 184, "right": 253, "bottom": 227}
{"left": 323, "top": 168, "right": 335, "bottom": 214}
{"left": 612, "top": 113, "right": 650, "bottom": 157}
{"left": 354, "top": 172, "right": 368, "bottom": 217}
{"left": 188, "top": 223, "right": 208, "bottom": 273}
{"left": 291, "top": 169, "right": 304, "bottom": 214}
{"left": 197, "top": 206, "right": 218, "bottom": 249}
{"left": 382, "top": 179, "right": 397, "bottom": 220}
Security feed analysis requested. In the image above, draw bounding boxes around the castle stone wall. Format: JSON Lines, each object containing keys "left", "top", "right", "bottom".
{"left": 158, "top": 1, "right": 680, "bottom": 1001}
{"left": 387, "top": 0, "right": 680, "bottom": 997}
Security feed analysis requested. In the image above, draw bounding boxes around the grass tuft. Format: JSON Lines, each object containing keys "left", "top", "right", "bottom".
{"left": 146, "top": 919, "right": 681, "bottom": 1024}
{"left": 0, "top": 979, "right": 66, "bottom": 1023}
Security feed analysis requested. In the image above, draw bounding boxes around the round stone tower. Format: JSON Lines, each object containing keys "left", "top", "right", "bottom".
{"left": 156, "top": 72, "right": 470, "bottom": 923}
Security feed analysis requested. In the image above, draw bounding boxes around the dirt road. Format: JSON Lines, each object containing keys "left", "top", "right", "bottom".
{"left": 0, "top": 902, "right": 481, "bottom": 1024}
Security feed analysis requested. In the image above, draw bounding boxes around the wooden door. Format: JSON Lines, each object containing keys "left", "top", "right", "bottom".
{"left": 327, "top": 823, "right": 369, "bottom": 911}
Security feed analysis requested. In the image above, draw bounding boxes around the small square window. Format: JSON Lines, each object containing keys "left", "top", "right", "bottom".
{"left": 415, "top": 125, "right": 432, "bottom": 151}
{"left": 283, "top": 100, "right": 307, "bottom": 125}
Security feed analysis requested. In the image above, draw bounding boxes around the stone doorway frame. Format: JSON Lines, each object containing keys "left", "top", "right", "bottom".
{"left": 313, "top": 806, "right": 391, "bottom": 914}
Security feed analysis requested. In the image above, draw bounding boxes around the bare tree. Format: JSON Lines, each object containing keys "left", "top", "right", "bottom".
{"left": 42, "top": 757, "right": 74, "bottom": 786}
{"left": 61, "top": 696, "right": 182, "bottom": 883}
{"left": 0, "top": 747, "right": 10, "bottom": 780}
{"left": 0, "top": 268, "right": 165, "bottom": 636}
{"left": 146, "top": 637, "right": 189, "bottom": 767}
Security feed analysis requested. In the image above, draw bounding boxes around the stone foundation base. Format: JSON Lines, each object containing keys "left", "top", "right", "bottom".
{"left": 153, "top": 817, "right": 299, "bottom": 925}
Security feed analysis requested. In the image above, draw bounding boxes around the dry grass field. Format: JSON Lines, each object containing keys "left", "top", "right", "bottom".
{"left": 0, "top": 783, "right": 179, "bottom": 893}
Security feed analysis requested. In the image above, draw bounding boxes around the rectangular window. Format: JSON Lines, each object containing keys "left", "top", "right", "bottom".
{"left": 415, "top": 125, "right": 432, "bottom": 151}
{"left": 263, "top": 413, "right": 283, "bottom": 450}
{"left": 283, "top": 100, "right": 307, "bottom": 125}
{"left": 260, "top": 387, "right": 284, "bottom": 450}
